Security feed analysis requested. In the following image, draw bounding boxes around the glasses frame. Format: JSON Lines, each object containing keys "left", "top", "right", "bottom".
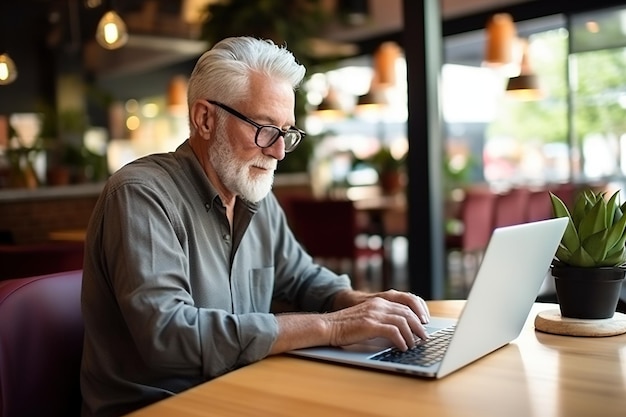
{"left": 207, "top": 100, "right": 305, "bottom": 153}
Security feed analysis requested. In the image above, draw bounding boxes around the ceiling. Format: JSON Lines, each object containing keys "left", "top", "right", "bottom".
{"left": 1, "top": 0, "right": 533, "bottom": 80}
{"left": 324, "top": 0, "right": 530, "bottom": 42}
{"left": 0, "top": 0, "right": 540, "bottom": 108}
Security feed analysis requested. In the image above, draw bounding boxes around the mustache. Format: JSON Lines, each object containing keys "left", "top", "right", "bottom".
{"left": 250, "top": 158, "right": 277, "bottom": 171}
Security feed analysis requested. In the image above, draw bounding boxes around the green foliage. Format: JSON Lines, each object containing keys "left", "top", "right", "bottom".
{"left": 443, "top": 153, "right": 475, "bottom": 190}
{"left": 200, "top": 0, "right": 338, "bottom": 173}
{"left": 367, "top": 147, "right": 405, "bottom": 173}
{"left": 550, "top": 189, "right": 626, "bottom": 267}
{"left": 201, "top": 0, "right": 330, "bottom": 69}
{"left": 488, "top": 30, "right": 626, "bottom": 155}
{"left": 571, "top": 49, "right": 626, "bottom": 141}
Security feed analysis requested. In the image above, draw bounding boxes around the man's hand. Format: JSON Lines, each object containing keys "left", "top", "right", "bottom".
{"left": 324, "top": 292, "right": 430, "bottom": 351}
{"left": 270, "top": 289, "right": 430, "bottom": 355}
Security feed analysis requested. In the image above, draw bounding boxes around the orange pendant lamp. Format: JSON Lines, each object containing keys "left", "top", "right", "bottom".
{"left": 484, "top": 13, "right": 517, "bottom": 68}
{"left": 356, "top": 42, "right": 400, "bottom": 111}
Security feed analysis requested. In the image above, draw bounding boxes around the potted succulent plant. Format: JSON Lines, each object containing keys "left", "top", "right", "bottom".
{"left": 368, "top": 146, "right": 406, "bottom": 195}
{"left": 549, "top": 188, "right": 626, "bottom": 319}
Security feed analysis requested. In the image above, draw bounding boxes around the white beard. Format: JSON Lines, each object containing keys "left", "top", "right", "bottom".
{"left": 209, "top": 123, "right": 277, "bottom": 203}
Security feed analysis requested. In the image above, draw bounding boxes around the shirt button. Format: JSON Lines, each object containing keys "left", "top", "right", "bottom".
{"left": 223, "top": 234, "right": 231, "bottom": 241}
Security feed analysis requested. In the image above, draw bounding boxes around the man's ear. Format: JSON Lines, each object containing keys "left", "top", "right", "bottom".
{"left": 190, "top": 100, "right": 213, "bottom": 139}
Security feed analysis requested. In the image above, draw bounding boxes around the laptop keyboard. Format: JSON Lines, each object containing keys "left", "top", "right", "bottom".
{"left": 369, "top": 325, "right": 456, "bottom": 367}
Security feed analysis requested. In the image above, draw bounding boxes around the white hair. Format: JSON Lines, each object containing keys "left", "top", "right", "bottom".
{"left": 187, "top": 37, "right": 306, "bottom": 134}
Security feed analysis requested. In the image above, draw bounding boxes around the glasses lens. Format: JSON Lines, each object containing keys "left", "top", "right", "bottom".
{"left": 283, "top": 130, "right": 302, "bottom": 152}
{"left": 256, "top": 126, "right": 303, "bottom": 152}
{"left": 257, "top": 126, "right": 281, "bottom": 147}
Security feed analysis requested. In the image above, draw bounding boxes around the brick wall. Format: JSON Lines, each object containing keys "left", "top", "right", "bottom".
{"left": 0, "top": 184, "right": 102, "bottom": 244}
{"left": 0, "top": 174, "right": 313, "bottom": 244}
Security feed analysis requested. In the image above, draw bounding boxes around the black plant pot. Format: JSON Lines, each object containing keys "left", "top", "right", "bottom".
{"left": 551, "top": 263, "right": 626, "bottom": 319}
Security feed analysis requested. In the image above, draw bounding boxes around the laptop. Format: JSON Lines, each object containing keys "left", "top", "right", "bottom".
{"left": 289, "top": 217, "right": 568, "bottom": 379}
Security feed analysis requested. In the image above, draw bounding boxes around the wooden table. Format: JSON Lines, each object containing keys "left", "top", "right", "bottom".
{"left": 353, "top": 194, "right": 407, "bottom": 290}
{"left": 353, "top": 193, "right": 407, "bottom": 237}
{"left": 124, "top": 300, "right": 626, "bottom": 417}
{"left": 48, "top": 229, "right": 87, "bottom": 242}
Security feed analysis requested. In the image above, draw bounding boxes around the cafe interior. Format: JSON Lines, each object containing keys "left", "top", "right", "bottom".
{"left": 2, "top": 1, "right": 626, "bottom": 416}
{"left": 2, "top": 0, "right": 626, "bottom": 300}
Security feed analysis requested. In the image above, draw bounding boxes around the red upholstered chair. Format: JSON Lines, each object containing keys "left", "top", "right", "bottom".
{"left": 493, "top": 187, "right": 530, "bottom": 228}
{"left": 0, "top": 270, "right": 84, "bottom": 417}
{"left": 549, "top": 182, "right": 576, "bottom": 210}
{"left": 446, "top": 187, "right": 498, "bottom": 254}
{"left": 524, "top": 183, "right": 577, "bottom": 223}
{"left": 445, "top": 187, "right": 498, "bottom": 290}
{"left": 285, "top": 198, "right": 386, "bottom": 291}
{"left": 525, "top": 187, "right": 553, "bottom": 222}
{"left": 0, "top": 241, "right": 84, "bottom": 281}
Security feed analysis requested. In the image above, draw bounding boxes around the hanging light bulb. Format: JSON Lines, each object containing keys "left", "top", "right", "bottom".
{"left": 355, "top": 67, "right": 388, "bottom": 114}
{"left": 0, "top": 52, "right": 17, "bottom": 85}
{"left": 356, "top": 88, "right": 388, "bottom": 111}
{"left": 314, "top": 86, "right": 344, "bottom": 119}
{"left": 96, "top": 10, "right": 128, "bottom": 50}
{"left": 506, "top": 38, "right": 543, "bottom": 101}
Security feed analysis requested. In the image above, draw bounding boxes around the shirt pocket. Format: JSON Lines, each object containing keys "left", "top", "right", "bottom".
{"left": 248, "top": 267, "right": 274, "bottom": 312}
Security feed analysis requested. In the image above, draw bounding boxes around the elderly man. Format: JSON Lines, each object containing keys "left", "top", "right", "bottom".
{"left": 80, "top": 36, "right": 430, "bottom": 417}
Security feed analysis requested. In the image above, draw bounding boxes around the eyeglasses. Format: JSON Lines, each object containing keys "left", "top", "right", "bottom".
{"left": 208, "top": 100, "right": 305, "bottom": 153}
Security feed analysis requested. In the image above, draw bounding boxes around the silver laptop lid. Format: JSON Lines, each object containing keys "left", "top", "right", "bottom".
{"left": 289, "top": 218, "right": 568, "bottom": 379}
{"left": 437, "top": 217, "right": 568, "bottom": 378}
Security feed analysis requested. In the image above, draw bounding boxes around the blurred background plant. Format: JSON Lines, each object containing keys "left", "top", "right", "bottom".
{"left": 200, "top": 0, "right": 354, "bottom": 173}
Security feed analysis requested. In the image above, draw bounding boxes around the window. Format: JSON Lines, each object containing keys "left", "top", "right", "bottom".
{"left": 443, "top": 15, "right": 568, "bottom": 189}
{"left": 442, "top": 7, "right": 626, "bottom": 193}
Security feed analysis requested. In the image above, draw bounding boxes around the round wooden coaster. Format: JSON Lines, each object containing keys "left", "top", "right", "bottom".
{"left": 534, "top": 309, "right": 626, "bottom": 337}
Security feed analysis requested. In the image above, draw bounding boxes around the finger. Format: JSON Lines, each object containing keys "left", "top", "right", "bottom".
{"left": 379, "top": 324, "right": 409, "bottom": 351}
{"left": 378, "top": 312, "right": 417, "bottom": 351}
{"left": 387, "top": 306, "right": 426, "bottom": 347}
{"left": 406, "top": 293, "right": 430, "bottom": 324}
{"left": 407, "top": 314, "right": 428, "bottom": 341}
{"left": 416, "top": 295, "right": 430, "bottom": 323}
{"left": 394, "top": 312, "right": 418, "bottom": 349}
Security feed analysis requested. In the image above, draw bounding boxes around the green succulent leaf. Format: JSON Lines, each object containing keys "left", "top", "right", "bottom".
{"left": 600, "top": 246, "right": 626, "bottom": 267}
{"left": 608, "top": 238, "right": 626, "bottom": 255}
{"left": 549, "top": 192, "right": 579, "bottom": 252}
{"left": 555, "top": 244, "right": 572, "bottom": 263}
{"left": 571, "top": 193, "right": 588, "bottom": 229}
{"left": 605, "top": 207, "right": 626, "bottom": 253}
{"left": 577, "top": 197, "right": 607, "bottom": 241}
{"left": 606, "top": 191, "right": 620, "bottom": 221}
{"left": 550, "top": 192, "right": 570, "bottom": 217}
{"left": 569, "top": 244, "right": 598, "bottom": 267}
{"left": 581, "top": 229, "right": 609, "bottom": 263}
{"left": 553, "top": 188, "right": 626, "bottom": 267}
